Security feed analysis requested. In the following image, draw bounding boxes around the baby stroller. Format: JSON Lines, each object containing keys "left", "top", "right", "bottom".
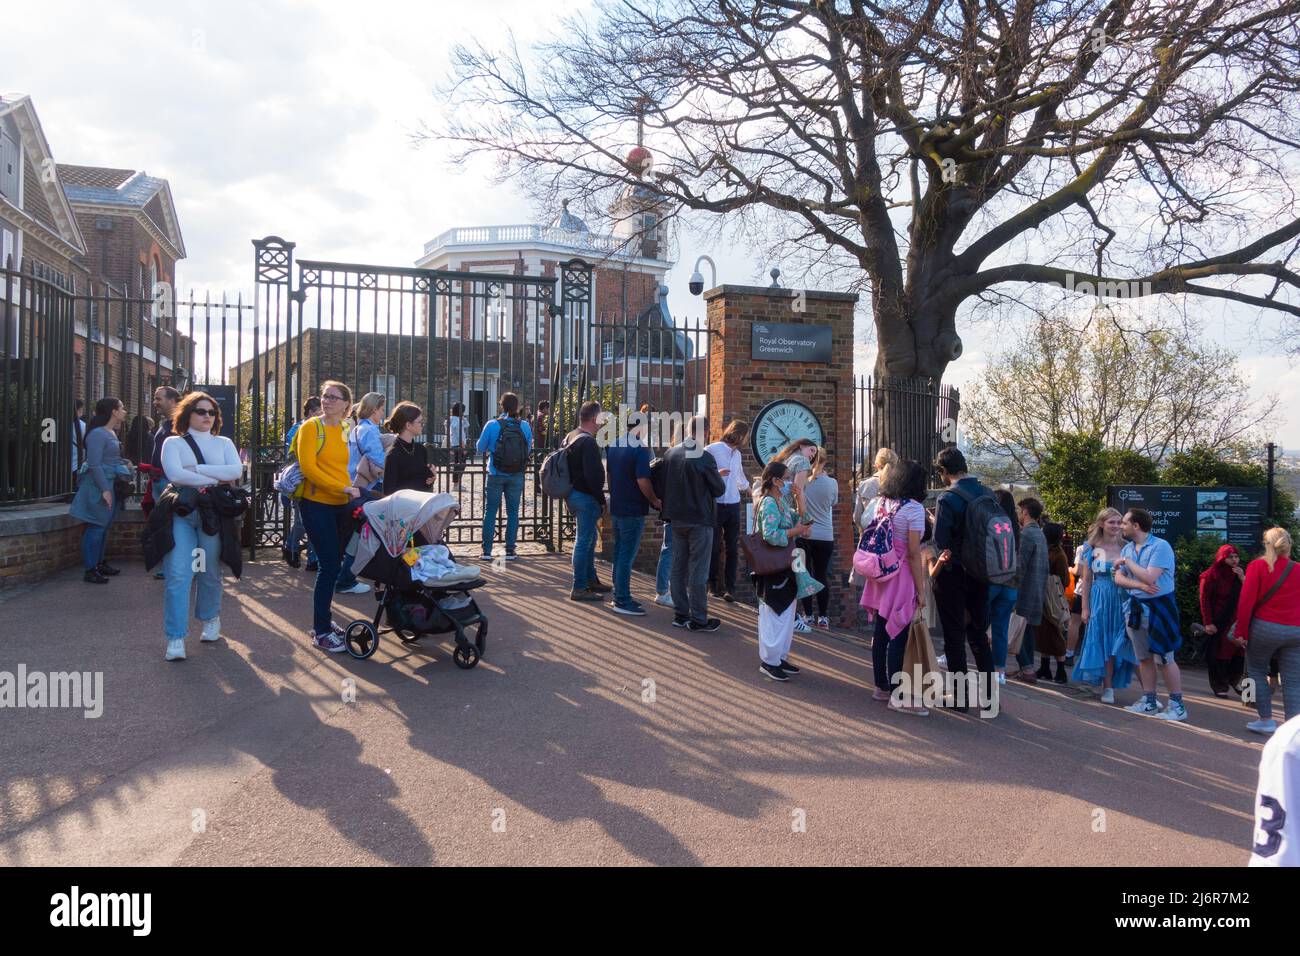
{"left": 343, "top": 490, "right": 489, "bottom": 668}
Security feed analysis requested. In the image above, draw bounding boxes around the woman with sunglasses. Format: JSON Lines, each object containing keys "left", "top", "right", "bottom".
{"left": 159, "top": 391, "right": 243, "bottom": 660}
{"left": 294, "top": 380, "right": 363, "bottom": 653}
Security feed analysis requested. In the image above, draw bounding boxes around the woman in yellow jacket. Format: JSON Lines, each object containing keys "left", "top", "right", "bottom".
{"left": 295, "top": 380, "right": 362, "bottom": 652}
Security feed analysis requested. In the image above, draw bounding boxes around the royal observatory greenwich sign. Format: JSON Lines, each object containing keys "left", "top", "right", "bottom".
{"left": 751, "top": 322, "right": 832, "bottom": 363}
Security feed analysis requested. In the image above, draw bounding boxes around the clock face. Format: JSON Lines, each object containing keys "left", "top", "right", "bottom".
{"left": 751, "top": 400, "right": 824, "bottom": 466}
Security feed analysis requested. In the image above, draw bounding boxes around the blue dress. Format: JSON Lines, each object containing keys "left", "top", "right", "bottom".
{"left": 1072, "top": 543, "right": 1137, "bottom": 688}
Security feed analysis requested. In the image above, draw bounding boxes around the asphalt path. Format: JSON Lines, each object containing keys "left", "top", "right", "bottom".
{"left": 0, "top": 554, "right": 1267, "bottom": 865}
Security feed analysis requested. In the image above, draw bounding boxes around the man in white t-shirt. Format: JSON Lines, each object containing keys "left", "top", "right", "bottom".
{"left": 1250, "top": 713, "right": 1300, "bottom": 865}
{"left": 704, "top": 419, "right": 750, "bottom": 602}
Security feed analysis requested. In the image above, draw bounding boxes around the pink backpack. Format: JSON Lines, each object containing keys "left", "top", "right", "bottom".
{"left": 853, "top": 499, "right": 902, "bottom": 582}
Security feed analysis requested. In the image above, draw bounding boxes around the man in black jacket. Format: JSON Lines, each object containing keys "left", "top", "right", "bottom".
{"left": 566, "top": 401, "right": 611, "bottom": 601}
{"left": 661, "top": 416, "right": 726, "bottom": 631}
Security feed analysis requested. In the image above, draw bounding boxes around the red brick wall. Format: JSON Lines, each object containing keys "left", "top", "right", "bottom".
{"left": 705, "top": 286, "right": 859, "bottom": 625}
{"left": 593, "top": 266, "right": 658, "bottom": 320}
{"left": 0, "top": 508, "right": 147, "bottom": 589}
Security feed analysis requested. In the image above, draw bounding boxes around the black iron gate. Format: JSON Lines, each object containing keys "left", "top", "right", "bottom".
{"left": 248, "top": 237, "right": 594, "bottom": 554}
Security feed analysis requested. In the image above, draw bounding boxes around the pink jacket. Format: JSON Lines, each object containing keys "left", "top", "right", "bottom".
{"left": 858, "top": 499, "right": 918, "bottom": 640}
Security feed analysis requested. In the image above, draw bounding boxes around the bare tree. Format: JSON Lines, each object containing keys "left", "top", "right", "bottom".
{"left": 427, "top": 0, "right": 1300, "bottom": 455}
{"left": 963, "top": 301, "right": 1278, "bottom": 475}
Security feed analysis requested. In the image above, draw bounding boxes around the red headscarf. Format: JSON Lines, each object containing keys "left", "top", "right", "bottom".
{"left": 1200, "top": 544, "right": 1239, "bottom": 587}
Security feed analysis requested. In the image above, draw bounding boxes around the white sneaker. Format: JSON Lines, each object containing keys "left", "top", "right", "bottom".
{"left": 1100, "top": 688, "right": 1115, "bottom": 704}
{"left": 312, "top": 631, "right": 347, "bottom": 654}
{"left": 336, "top": 582, "right": 371, "bottom": 595}
{"left": 996, "top": 671, "right": 1007, "bottom": 686}
{"left": 937, "top": 654, "right": 947, "bottom": 669}
{"left": 654, "top": 593, "right": 675, "bottom": 607}
{"left": 1125, "top": 696, "right": 1162, "bottom": 716}
{"left": 1247, "top": 718, "right": 1278, "bottom": 735}
{"left": 816, "top": 616, "right": 830, "bottom": 629}
{"left": 1156, "top": 699, "right": 1188, "bottom": 722}
{"left": 200, "top": 617, "right": 221, "bottom": 642}
{"left": 794, "top": 616, "right": 812, "bottom": 634}
{"left": 165, "top": 638, "right": 186, "bottom": 661}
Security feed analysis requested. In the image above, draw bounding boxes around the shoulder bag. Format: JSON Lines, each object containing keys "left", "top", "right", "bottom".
{"left": 740, "top": 496, "right": 796, "bottom": 575}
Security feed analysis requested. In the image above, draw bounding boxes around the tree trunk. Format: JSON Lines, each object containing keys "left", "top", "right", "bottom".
{"left": 868, "top": 294, "right": 961, "bottom": 471}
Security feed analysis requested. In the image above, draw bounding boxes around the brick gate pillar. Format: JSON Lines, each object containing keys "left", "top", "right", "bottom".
{"left": 706, "top": 284, "right": 860, "bottom": 627}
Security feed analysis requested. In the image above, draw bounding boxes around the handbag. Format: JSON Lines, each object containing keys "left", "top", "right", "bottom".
{"left": 741, "top": 531, "right": 796, "bottom": 576}
{"left": 354, "top": 430, "right": 397, "bottom": 488}
{"left": 900, "top": 612, "right": 941, "bottom": 704}
{"left": 1004, "top": 612, "right": 1028, "bottom": 657}
{"left": 740, "top": 495, "right": 796, "bottom": 575}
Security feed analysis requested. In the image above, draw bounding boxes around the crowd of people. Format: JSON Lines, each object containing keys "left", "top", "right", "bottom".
{"left": 66, "top": 382, "right": 1297, "bottom": 736}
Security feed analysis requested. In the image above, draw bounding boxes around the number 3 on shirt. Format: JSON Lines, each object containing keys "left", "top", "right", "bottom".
{"left": 1254, "top": 794, "right": 1286, "bottom": 858}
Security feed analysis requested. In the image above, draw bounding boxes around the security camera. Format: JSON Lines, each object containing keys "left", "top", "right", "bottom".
{"left": 689, "top": 255, "right": 716, "bottom": 296}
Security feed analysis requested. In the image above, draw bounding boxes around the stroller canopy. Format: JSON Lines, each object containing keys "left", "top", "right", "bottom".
{"left": 356, "top": 490, "right": 459, "bottom": 566}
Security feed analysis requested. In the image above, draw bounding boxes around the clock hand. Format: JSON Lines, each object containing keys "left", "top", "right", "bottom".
{"left": 772, "top": 422, "right": 793, "bottom": 444}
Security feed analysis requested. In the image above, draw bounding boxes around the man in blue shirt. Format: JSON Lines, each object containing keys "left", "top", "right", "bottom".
{"left": 606, "top": 411, "right": 662, "bottom": 615}
{"left": 476, "top": 392, "right": 533, "bottom": 560}
{"left": 1116, "top": 507, "right": 1187, "bottom": 721}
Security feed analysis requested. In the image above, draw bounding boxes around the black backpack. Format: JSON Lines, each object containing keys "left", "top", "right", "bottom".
{"left": 951, "top": 483, "right": 1018, "bottom": 585}
{"left": 491, "top": 417, "right": 529, "bottom": 473}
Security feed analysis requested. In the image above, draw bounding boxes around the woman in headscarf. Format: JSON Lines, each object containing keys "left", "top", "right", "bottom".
{"left": 1199, "top": 543, "right": 1246, "bottom": 697}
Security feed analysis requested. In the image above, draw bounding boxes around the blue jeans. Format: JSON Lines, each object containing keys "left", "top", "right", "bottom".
{"left": 164, "top": 510, "right": 222, "bottom": 640}
{"left": 80, "top": 493, "right": 121, "bottom": 570}
{"left": 988, "top": 584, "right": 1019, "bottom": 669}
{"left": 611, "top": 514, "right": 646, "bottom": 606}
{"left": 656, "top": 524, "right": 673, "bottom": 594}
{"left": 152, "top": 476, "right": 169, "bottom": 500}
{"left": 568, "top": 490, "right": 602, "bottom": 591}
{"left": 300, "top": 498, "right": 352, "bottom": 635}
{"left": 482, "top": 471, "right": 525, "bottom": 555}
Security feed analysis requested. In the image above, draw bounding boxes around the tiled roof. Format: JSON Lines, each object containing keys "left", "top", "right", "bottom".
{"left": 57, "top": 164, "right": 136, "bottom": 190}
{"left": 56, "top": 164, "right": 165, "bottom": 207}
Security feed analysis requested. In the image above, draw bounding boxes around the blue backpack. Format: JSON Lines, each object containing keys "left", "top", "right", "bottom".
{"left": 852, "top": 499, "right": 902, "bottom": 582}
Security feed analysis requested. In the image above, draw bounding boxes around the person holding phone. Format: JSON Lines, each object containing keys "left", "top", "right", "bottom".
{"left": 753, "top": 461, "right": 813, "bottom": 682}
{"left": 704, "top": 419, "right": 749, "bottom": 603}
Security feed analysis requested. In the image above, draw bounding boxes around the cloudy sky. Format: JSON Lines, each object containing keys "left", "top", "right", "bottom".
{"left": 11, "top": 0, "right": 1298, "bottom": 447}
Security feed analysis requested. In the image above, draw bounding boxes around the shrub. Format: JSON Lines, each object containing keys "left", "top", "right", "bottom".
{"left": 1035, "top": 433, "right": 1109, "bottom": 533}
{"left": 1171, "top": 533, "right": 1234, "bottom": 665}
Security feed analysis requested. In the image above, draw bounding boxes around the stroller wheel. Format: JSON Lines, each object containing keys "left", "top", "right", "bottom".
{"left": 453, "top": 644, "right": 479, "bottom": 670}
{"left": 345, "top": 620, "right": 379, "bottom": 659}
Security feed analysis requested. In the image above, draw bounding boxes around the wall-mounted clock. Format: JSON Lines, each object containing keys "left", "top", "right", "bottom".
{"left": 750, "top": 399, "right": 825, "bottom": 467}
